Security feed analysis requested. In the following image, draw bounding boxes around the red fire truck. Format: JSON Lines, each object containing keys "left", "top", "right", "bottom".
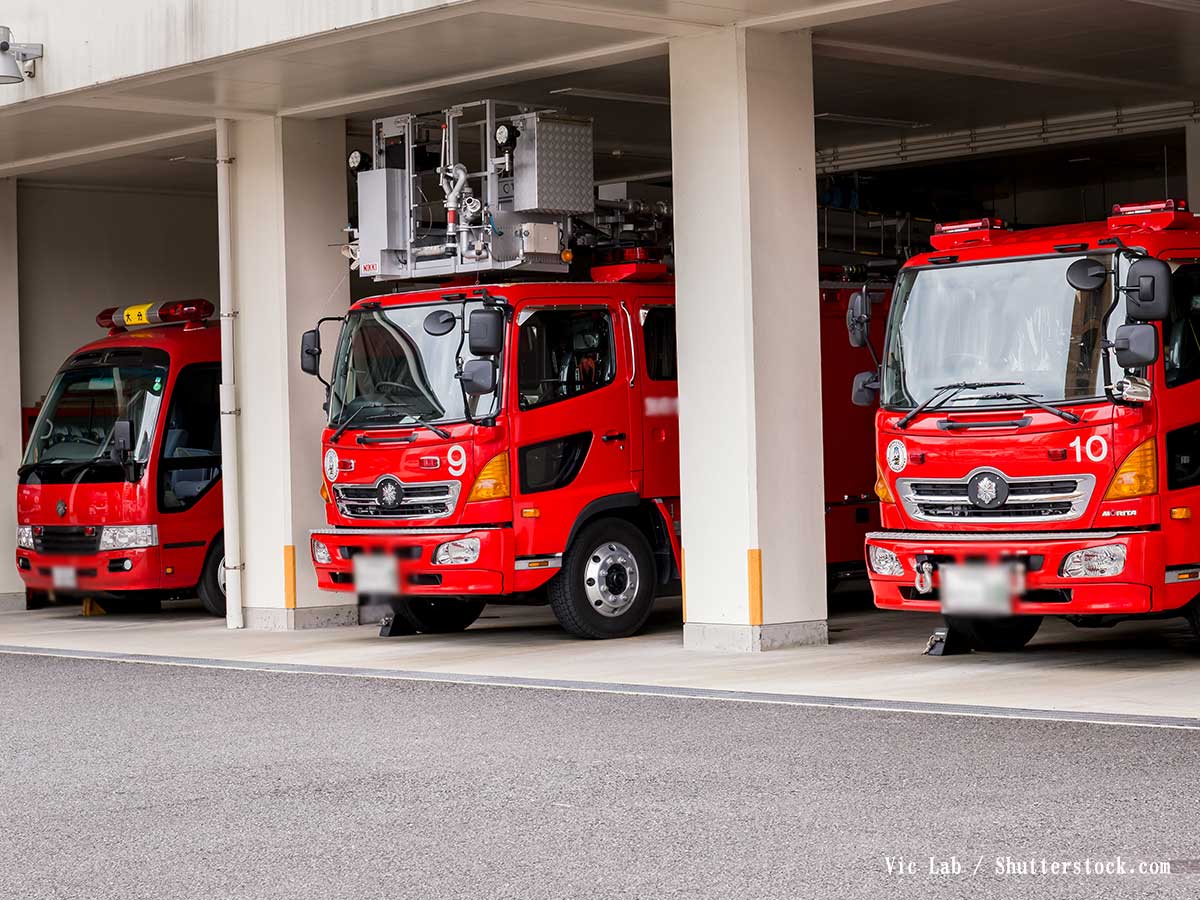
{"left": 851, "top": 199, "right": 1200, "bottom": 650}
{"left": 16, "top": 301, "right": 226, "bottom": 615}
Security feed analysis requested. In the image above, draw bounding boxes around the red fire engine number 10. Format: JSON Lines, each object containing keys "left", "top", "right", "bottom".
{"left": 1069, "top": 435, "right": 1108, "bottom": 463}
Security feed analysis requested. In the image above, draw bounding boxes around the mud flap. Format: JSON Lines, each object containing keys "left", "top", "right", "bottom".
{"left": 923, "top": 625, "right": 972, "bottom": 656}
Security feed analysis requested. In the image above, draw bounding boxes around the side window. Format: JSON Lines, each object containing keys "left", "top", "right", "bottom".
{"left": 642, "top": 306, "right": 677, "bottom": 381}
{"left": 1164, "top": 264, "right": 1200, "bottom": 388}
{"left": 158, "top": 364, "right": 222, "bottom": 513}
{"left": 517, "top": 308, "right": 615, "bottom": 410}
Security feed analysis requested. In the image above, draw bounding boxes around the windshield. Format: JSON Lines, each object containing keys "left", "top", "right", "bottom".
{"left": 328, "top": 300, "right": 500, "bottom": 426}
{"left": 882, "top": 254, "right": 1126, "bottom": 409}
{"left": 23, "top": 365, "right": 167, "bottom": 466}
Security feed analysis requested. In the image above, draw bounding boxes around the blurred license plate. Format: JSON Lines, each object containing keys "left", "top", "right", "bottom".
{"left": 939, "top": 563, "right": 1020, "bottom": 615}
{"left": 51, "top": 566, "right": 77, "bottom": 590}
{"left": 353, "top": 554, "right": 399, "bottom": 595}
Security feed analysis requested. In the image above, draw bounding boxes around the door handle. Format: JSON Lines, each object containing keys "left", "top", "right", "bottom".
{"left": 601, "top": 431, "right": 627, "bottom": 443}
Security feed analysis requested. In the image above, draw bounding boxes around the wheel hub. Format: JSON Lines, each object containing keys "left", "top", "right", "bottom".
{"left": 583, "top": 541, "right": 639, "bottom": 618}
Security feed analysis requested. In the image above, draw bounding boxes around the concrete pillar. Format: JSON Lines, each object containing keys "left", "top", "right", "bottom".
{"left": 1187, "top": 122, "right": 1200, "bottom": 211}
{"left": 228, "top": 117, "right": 352, "bottom": 629}
{"left": 0, "top": 179, "right": 23, "bottom": 595}
{"left": 670, "top": 27, "right": 827, "bottom": 651}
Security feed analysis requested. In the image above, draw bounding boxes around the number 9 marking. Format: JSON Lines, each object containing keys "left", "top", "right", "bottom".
{"left": 447, "top": 445, "right": 468, "bottom": 477}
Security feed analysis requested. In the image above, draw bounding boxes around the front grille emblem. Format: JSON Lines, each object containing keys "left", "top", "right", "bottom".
{"left": 967, "top": 471, "right": 1008, "bottom": 509}
{"left": 377, "top": 477, "right": 403, "bottom": 509}
{"left": 56, "top": 500, "right": 67, "bottom": 518}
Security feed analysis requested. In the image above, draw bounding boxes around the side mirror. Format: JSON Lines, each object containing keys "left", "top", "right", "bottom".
{"left": 461, "top": 359, "right": 497, "bottom": 396}
{"left": 469, "top": 308, "right": 505, "bottom": 357}
{"left": 1113, "top": 323, "right": 1159, "bottom": 368}
{"left": 300, "top": 328, "right": 322, "bottom": 376}
{"left": 1125, "top": 258, "right": 1171, "bottom": 321}
{"left": 851, "top": 371, "right": 880, "bottom": 407}
{"left": 846, "top": 292, "right": 871, "bottom": 349}
{"left": 1065, "top": 258, "right": 1107, "bottom": 292}
{"left": 110, "top": 419, "right": 133, "bottom": 463}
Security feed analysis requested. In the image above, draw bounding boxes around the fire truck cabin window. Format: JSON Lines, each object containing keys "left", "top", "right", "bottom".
{"left": 159, "top": 364, "right": 222, "bottom": 512}
{"left": 518, "top": 308, "right": 616, "bottom": 410}
{"left": 642, "top": 307, "right": 677, "bottom": 381}
{"left": 1164, "top": 264, "right": 1200, "bottom": 388}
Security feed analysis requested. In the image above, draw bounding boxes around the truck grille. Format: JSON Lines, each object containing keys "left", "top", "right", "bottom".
{"left": 897, "top": 471, "right": 1095, "bottom": 523}
{"left": 34, "top": 526, "right": 101, "bottom": 555}
{"left": 332, "top": 478, "right": 461, "bottom": 521}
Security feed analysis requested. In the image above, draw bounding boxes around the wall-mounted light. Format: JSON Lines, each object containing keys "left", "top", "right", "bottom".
{"left": 0, "top": 26, "right": 43, "bottom": 84}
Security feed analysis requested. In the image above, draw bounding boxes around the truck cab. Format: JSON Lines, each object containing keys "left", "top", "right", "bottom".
{"left": 853, "top": 201, "right": 1200, "bottom": 650}
{"left": 16, "top": 301, "right": 226, "bottom": 614}
{"left": 305, "top": 273, "right": 680, "bottom": 638}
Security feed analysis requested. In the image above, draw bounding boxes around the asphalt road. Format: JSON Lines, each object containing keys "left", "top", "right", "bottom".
{"left": 2, "top": 652, "right": 1198, "bottom": 900}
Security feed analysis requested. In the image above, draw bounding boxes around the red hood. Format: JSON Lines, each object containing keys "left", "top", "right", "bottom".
{"left": 18, "top": 478, "right": 149, "bottom": 526}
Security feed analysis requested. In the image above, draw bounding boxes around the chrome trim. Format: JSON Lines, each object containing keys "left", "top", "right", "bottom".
{"left": 867, "top": 530, "right": 1130, "bottom": 542}
{"left": 896, "top": 467, "right": 1095, "bottom": 523}
{"left": 332, "top": 474, "right": 461, "bottom": 521}
{"left": 515, "top": 555, "right": 563, "bottom": 571}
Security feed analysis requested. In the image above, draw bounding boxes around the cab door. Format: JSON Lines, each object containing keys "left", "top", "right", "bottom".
{"left": 635, "top": 302, "right": 679, "bottom": 499}
{"left": 155, "top": 363, "right": 223, "bottom": 591}
{"left": 509, "top": 301, "right": 634, "bottom": 555}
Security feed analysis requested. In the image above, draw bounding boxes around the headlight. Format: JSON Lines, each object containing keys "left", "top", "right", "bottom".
{"left": 15, "top": 526, "right": 33, "bottom": 550}
{"left": 1061, "top": 544, "right": 1126, "bottom": 578}
{"left": 99, "top": 525, "right": 158, "bottom": 551}
{"left": 311, "top": 539, "right": 332, "bottom": 565}
{"left": 433, "top": 538, "right": 480, "bottom": 566}
{"left": 868, "top": 544, "right": 904, "bottom": 576}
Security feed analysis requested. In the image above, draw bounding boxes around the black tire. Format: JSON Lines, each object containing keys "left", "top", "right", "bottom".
{"left": 549, "top": 517, "right": 656, "bottom": 639}
{"left": 25, "top": 589, "right": 50, "bottom": 610}
{"left": 944, "top": 614, "right": 1043, "bottom": 652}
{"left": 401, "top": 597, "right": 487, "bottom": 634}
{"left": 198, "top": 536, "right": 226, "bottom": 617}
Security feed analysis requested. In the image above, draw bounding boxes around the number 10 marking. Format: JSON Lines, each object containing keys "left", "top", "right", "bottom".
{"left": 1070, "top": 435, "right": 1108, "bottom": 463}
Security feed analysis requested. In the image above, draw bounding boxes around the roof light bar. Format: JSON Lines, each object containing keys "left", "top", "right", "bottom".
{"left": 934, "top": 217, "right": 1005, "bottom": 235}
{"left": 97, "top": 299, "right": 215, "bottom": 331}
{"left": 1111, "top": 199, "right": 1188, "bottom": 216}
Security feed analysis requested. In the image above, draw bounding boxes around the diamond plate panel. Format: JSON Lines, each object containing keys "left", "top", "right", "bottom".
{"left": 513, "top": 114, "right": 594, "bottom": 215}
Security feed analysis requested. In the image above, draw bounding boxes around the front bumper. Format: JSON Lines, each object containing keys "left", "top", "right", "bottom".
{"left": 310, "top": 526, "right": 514, "bottom": 596}
{"left": 15, "top": 547, "right": 161, "bottom": 595}
{"left": 865, "top": 529, "right": 1163, "bottom": 616}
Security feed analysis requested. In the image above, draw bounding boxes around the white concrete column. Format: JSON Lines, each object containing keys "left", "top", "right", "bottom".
{"left": 1187, "top": 122, "right": 1200, "bottom": 212}
{"left": 0, "top": 179, "right": 23, "bottom": 595}
{"left": 670, "top": 27, "right": 827, "bottom": 651}
{"left": 228, "top": 117, "right": 352, "bottom": 629}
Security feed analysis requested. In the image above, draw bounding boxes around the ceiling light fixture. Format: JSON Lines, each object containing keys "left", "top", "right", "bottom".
{"left": 815, "top": 112, "right": 929, "bottom": 129}
{"left": 550, "top": 88, "right": 670, "bottom": 106}
{"left": 0, "top": 26, "right": 43, "bottom": 84}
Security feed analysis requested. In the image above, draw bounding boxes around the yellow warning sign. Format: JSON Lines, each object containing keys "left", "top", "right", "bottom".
{"left": 122, "top": 303, "right": 154, "bottom": 326}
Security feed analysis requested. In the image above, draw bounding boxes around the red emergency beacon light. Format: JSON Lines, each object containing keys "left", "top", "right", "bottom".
{"left": 97, "top": 298, "right": 215, "bottom": 333}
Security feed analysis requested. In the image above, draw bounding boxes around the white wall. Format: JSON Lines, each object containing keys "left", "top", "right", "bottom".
{"left": 0, "top": 179, "right": 24, "bottom": 593}
{"left": 16, "top": 184, "right": 219, "bottom": 407}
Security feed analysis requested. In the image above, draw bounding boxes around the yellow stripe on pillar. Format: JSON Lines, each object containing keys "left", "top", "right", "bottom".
{"left": 680, "top": 549, "right": 687, "bottom": 622}
{"left": 748, "top": 548, "right": 763, "bottom": 626}
{"left": 283, "top": 544, "right": 297, "bottom": 609}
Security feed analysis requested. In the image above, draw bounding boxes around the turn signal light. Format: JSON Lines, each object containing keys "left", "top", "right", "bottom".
{"left": 1104, "top": 439, "right": 1157, "bottom": 500}
{"left": 468, "top": 452, "right": 510, "bottom": 502}
{"left": 874, "top": 461, "right": 895, "bottom": 504}
{"left": 320, "top": 482, "right": 331, "bottom": 503}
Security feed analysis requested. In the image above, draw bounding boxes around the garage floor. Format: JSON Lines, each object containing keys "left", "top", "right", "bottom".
{"left": 3, "top": 592, "right": 1199, "bottom": 724}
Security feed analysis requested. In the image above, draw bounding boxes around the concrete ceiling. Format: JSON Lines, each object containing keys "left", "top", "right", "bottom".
{"left": 8, "top": 0, "right": 1200, "bottom": 190}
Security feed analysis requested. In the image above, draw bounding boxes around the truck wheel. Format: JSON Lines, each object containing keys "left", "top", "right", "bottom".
{"left": 25, "top": 589, "right": 50, "bottom": 610}
{"left": 944, "top": 614, "right": 1043, "bottom": 652}
{"left": 198, "top": 537, "right": 226, "bottom": 617}
{"left": 549, "top": 517, "right": 655, "bottom": 639}
{"left": 403, "top": 598, "right": 487, "bottom": 634}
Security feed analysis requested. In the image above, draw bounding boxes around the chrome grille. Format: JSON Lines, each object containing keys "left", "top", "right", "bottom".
{"left": 332, "top": 477, "right": 460, "bottom": 520}
{"left": 897, "top": 470, "right": 1095, "bottom": 523}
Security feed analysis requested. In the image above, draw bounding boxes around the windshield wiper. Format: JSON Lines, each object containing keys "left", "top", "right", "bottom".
{"left": 957, "top": 391, "right": 1082, "bottom": 424}
{"left": 896, "top": 381, "right": 1024, "bottom": 430}
{"left": 330, "top": 402, "right": 404, "bottom": 444}
{"left": 405, "top": 417, "right": 451, "bottom": 440}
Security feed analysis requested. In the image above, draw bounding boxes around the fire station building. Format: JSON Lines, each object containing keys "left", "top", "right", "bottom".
{"left": 2, "top": 0, "right": 1199, "bottom": 651}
